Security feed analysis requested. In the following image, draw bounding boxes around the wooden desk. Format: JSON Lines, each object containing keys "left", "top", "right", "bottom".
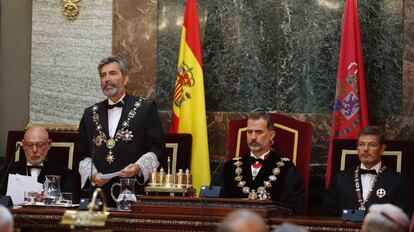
{"left": 11, "top": 197, "right": 361, "bottom": 232}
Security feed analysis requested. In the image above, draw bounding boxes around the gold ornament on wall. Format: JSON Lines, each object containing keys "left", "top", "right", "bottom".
{"left": 62, "top": 0, "right": 81, "bottom": 21}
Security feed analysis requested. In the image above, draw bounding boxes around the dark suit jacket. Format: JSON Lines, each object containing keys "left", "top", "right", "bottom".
{"left": 323, "top": 166, "right": 412, "bottom": 216}
{"left": 0, "top": 159, "right": 78, "bottom": 202}
{"left": 77, "top": 93, "right": 165, "bottom": 206}
{"left": 220, "top": 150, "right": 305, "bottom": 214}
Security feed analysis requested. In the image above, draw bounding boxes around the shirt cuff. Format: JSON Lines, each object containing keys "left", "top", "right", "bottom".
{"left": 135, "top": 152, "right": 159, "bottom": 184}
{"left": 79, "top": 157, "right": 98, "bottom": 188}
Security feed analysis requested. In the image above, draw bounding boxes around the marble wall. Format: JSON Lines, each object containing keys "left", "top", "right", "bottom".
{"left": 113, "top": 0, "right": 413, "bottom": 162}
{"left": 111, "top": 0, "right": 414, "bottom": 212}
{"left": 30, "top": 0, "right": 112, "bottom": 124}
{"left": 29, "top": 0, "right": 414, "bottom": 212}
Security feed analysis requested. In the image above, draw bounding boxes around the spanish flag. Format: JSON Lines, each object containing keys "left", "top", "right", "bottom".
{"left": 170, "top": 0, "right": 210, "bottom": 194}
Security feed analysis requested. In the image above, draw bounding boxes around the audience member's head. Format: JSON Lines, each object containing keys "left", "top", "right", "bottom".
{"left": 273, "top": 222, "right": 308, "bottom": 232}
{"left": 362, "top": 204, "right": 409, "bottom": 232}
{"left": 22, "top": 125, "right": 52, "bottom": 166}
{"left": 217, "top": 209, "right": 267, "bottom": 232}
{"left": 0, "top": 205, "right": 13, "bottom": 232}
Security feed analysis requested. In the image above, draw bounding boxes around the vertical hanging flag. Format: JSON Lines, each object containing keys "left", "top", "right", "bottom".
{"left": 326, "top": 0, "right": 369, "bottom": 186}
{"left": 170, "top": 0, "right": 211, "bottom": 194}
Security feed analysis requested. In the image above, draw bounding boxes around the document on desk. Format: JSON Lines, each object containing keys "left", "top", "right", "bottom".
{"left": 97, "top": 171, "right": 121, "bottom": 180}
{"left": 6, "top": 174, "right": 43, "bottom": 205}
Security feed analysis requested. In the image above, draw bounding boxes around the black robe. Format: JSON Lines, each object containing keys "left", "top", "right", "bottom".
{"left": 323, "top": 166, "right": 412, "bottom": 216}
{"left": 220, "top": 150, "right": 305, "bottom": 214}
{"left": 77, "top": 93, "right": 165, "bottom": 206}
{"left": 0, "top": 159, "right": 78, "bottom": 202}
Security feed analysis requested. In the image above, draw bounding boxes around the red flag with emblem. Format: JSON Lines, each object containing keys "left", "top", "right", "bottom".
{"left": 325, "top": 0, "right": 369, "bottom": 186}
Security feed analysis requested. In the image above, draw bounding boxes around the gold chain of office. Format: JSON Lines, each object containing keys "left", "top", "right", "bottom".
{"left": 354, "top": 165, "right": 386, "bottom": 211}
{"left": 91, "top": 99, "right": 143, "bottom": 164}
{"left": 233, "top": 156, "right": 289, "bottom": 200}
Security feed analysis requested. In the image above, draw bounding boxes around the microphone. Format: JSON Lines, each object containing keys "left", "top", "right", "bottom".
{"left": 0, "top": 143, "right": 21, "bottom": 206}
{"left": 80, "top": 136, "right": 96, "bottom": 210}
{"left": 200, "top": 159, "right": 225, "bottom": 198}
{"left": 210, "top": 159, "right": 225, "bottom": 187}
{"left": 89, "top": 136, "right": 96, "bottom": 200}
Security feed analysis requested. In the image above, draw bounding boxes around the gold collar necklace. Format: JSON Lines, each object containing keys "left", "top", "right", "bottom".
{"left": 233, "top": 155, "right": 289, "bottom": 200}
{"left": 91, "top": 98, "right": 143, "bottom": 164}
{"left": 354, "top": 165, "right": 386, "bottom": 210}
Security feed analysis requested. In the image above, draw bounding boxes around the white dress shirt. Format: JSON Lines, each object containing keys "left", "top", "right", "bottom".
{"left": 250, "top": 150, "right": 270, "bottom": 178}
{"left": 360, "top": 162, "right": 381, "bottom": 200}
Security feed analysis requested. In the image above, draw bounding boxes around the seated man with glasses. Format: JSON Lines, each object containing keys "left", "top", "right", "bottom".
{"left": 323, "top": 126, "right": 411, "bottom": 216}
{"left": 0, "top": 126, "right": 77, "bottom": 202}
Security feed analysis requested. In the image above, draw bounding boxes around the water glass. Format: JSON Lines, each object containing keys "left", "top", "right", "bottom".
{"left": 60, "top": 192, "right": 73, "bottom": 206}
{"left": 24, "top": 192, "right": 37, "bottom": 205}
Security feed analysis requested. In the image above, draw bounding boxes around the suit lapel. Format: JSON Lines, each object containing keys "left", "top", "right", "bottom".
{"left": 241, "top": 156, "right": 254, "bottom": 186}
{"left": 98, "top": 99, "right": 110, "bottom": 137}
{"left": 115, "top": 94, "right": 133, "bottom": 134}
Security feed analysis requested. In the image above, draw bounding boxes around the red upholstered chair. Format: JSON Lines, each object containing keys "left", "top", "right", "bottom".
{"left": 162, "top": 133, "right": 192, "bottom": 174}
{"left": 5, "top": 130, "right": 80, "bottom": 172}
{"left": 226, "top": 113, "right": 313, "bottom": 214}
{"left": 329, "top": 138, "right": 414, "bottom": 209}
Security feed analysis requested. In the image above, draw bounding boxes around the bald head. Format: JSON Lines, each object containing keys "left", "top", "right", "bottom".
{"left": 217, "top": 209, "right": 267, "bottom": 232}
{"left": 0, "top": 205, "right": 13, "bottom": 232}
{"left": 22, "top": 126, "right": 52, "bottom": 166}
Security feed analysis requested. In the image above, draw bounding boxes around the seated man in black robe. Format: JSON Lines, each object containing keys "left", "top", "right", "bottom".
{"left": 220, "top": 112, "right": 305, "bottom": 214}
{"left": 323, "top": 126, "right": 411, "bottom": 216}
{"left": 0, "top": 126, "right": 77, "bottom": 202}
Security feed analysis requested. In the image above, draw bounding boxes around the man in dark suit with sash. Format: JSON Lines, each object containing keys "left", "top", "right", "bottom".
{"left": 221, "top": 112, "right": 305, "bottom": 214}
{"left": 323, "top": 126, "right": 411, "bottom": 216}
{"left": 77, "top": 56, "right": 164, "bottom": 206}
{"left": 0, "top": 126, "right": 77, "bottom": 201}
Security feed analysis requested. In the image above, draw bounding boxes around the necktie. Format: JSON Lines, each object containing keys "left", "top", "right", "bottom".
{"left": 27, "top": 166, "right": 42, "bottom": 178}
{"left": 359, "top": 169, "right": 377, "bottom": 175}
{"left": 250, "top": 157, "right": 264, "bottom": 165}
{"left": 107, "top": 101, "right": 124, "bottom": 109}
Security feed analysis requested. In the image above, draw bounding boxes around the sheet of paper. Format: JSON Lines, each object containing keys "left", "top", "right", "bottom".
{"left": 97, "top": 171, "right": 121, "bottom": 180}
{"left": 6, "top": 174, "right": 43, "bottom": 205}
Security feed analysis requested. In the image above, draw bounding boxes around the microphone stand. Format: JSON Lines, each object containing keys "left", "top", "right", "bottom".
{"left": 89, "top": 137, "right": 96, "bottom": 200}
{"left": 0, "top": 143, "right": 21, "bottom": 206}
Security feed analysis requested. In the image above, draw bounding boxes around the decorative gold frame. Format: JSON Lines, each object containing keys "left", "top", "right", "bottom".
{"left": 165, "top": 143, "right": 179, "bottom": 174}
{"left": 235, "top": 123, "right": 299, "bottom": 164}
{"left": 340, "top": 149, "right": 402, "bottom": 173}
{"left": 25, "top": 123, "right": 79, "bottom": 132}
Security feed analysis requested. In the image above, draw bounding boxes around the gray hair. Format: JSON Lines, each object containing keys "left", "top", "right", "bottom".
{"left": 248, "top": 111, "right": 275, "bottom": 131}
{"left": 273, "top": 223, "right": 308, "bottom": 232}
{"left": 363, "top": 204, "right": 409, "bottom": 232}
{"left": 97, "top": 56, "right": 130, "bottom": 76}
{"left": 216, "top": 209, "right": 267, "bottom": 232}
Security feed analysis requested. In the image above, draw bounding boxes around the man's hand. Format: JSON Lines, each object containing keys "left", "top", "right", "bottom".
{"left": 119, "top": 164, "right": 141, "bottom": 178}
{"left": 91, "top": 173, "right": 110, "bottom": 187}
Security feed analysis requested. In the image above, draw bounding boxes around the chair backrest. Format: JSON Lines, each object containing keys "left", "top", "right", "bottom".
{"left": 226, "top": 113, "right": 313, "bottom": 214}
{"left": 163, "top": 133, "right": 192, "bottom": 174}
{"left": 5, "top": 130, "right": 192, "bottom": 185}
{"left": 330, "top": 138, "right": 414, "bottom": 209}
{"left": 6, "top": 130, "right": 80, "bottom": 171}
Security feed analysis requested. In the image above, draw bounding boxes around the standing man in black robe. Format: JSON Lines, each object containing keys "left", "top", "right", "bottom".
{"left": 323, "top": 126, "right": 411, "bottom": 216}
{"left": 221, "top": 112, "right": 305, "bottom": 214}
{"left": 77, "top": 56, "right": 165, "bottom": 206}
{"left": 0, "top": 126, "right": 77, "bottom": 201}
